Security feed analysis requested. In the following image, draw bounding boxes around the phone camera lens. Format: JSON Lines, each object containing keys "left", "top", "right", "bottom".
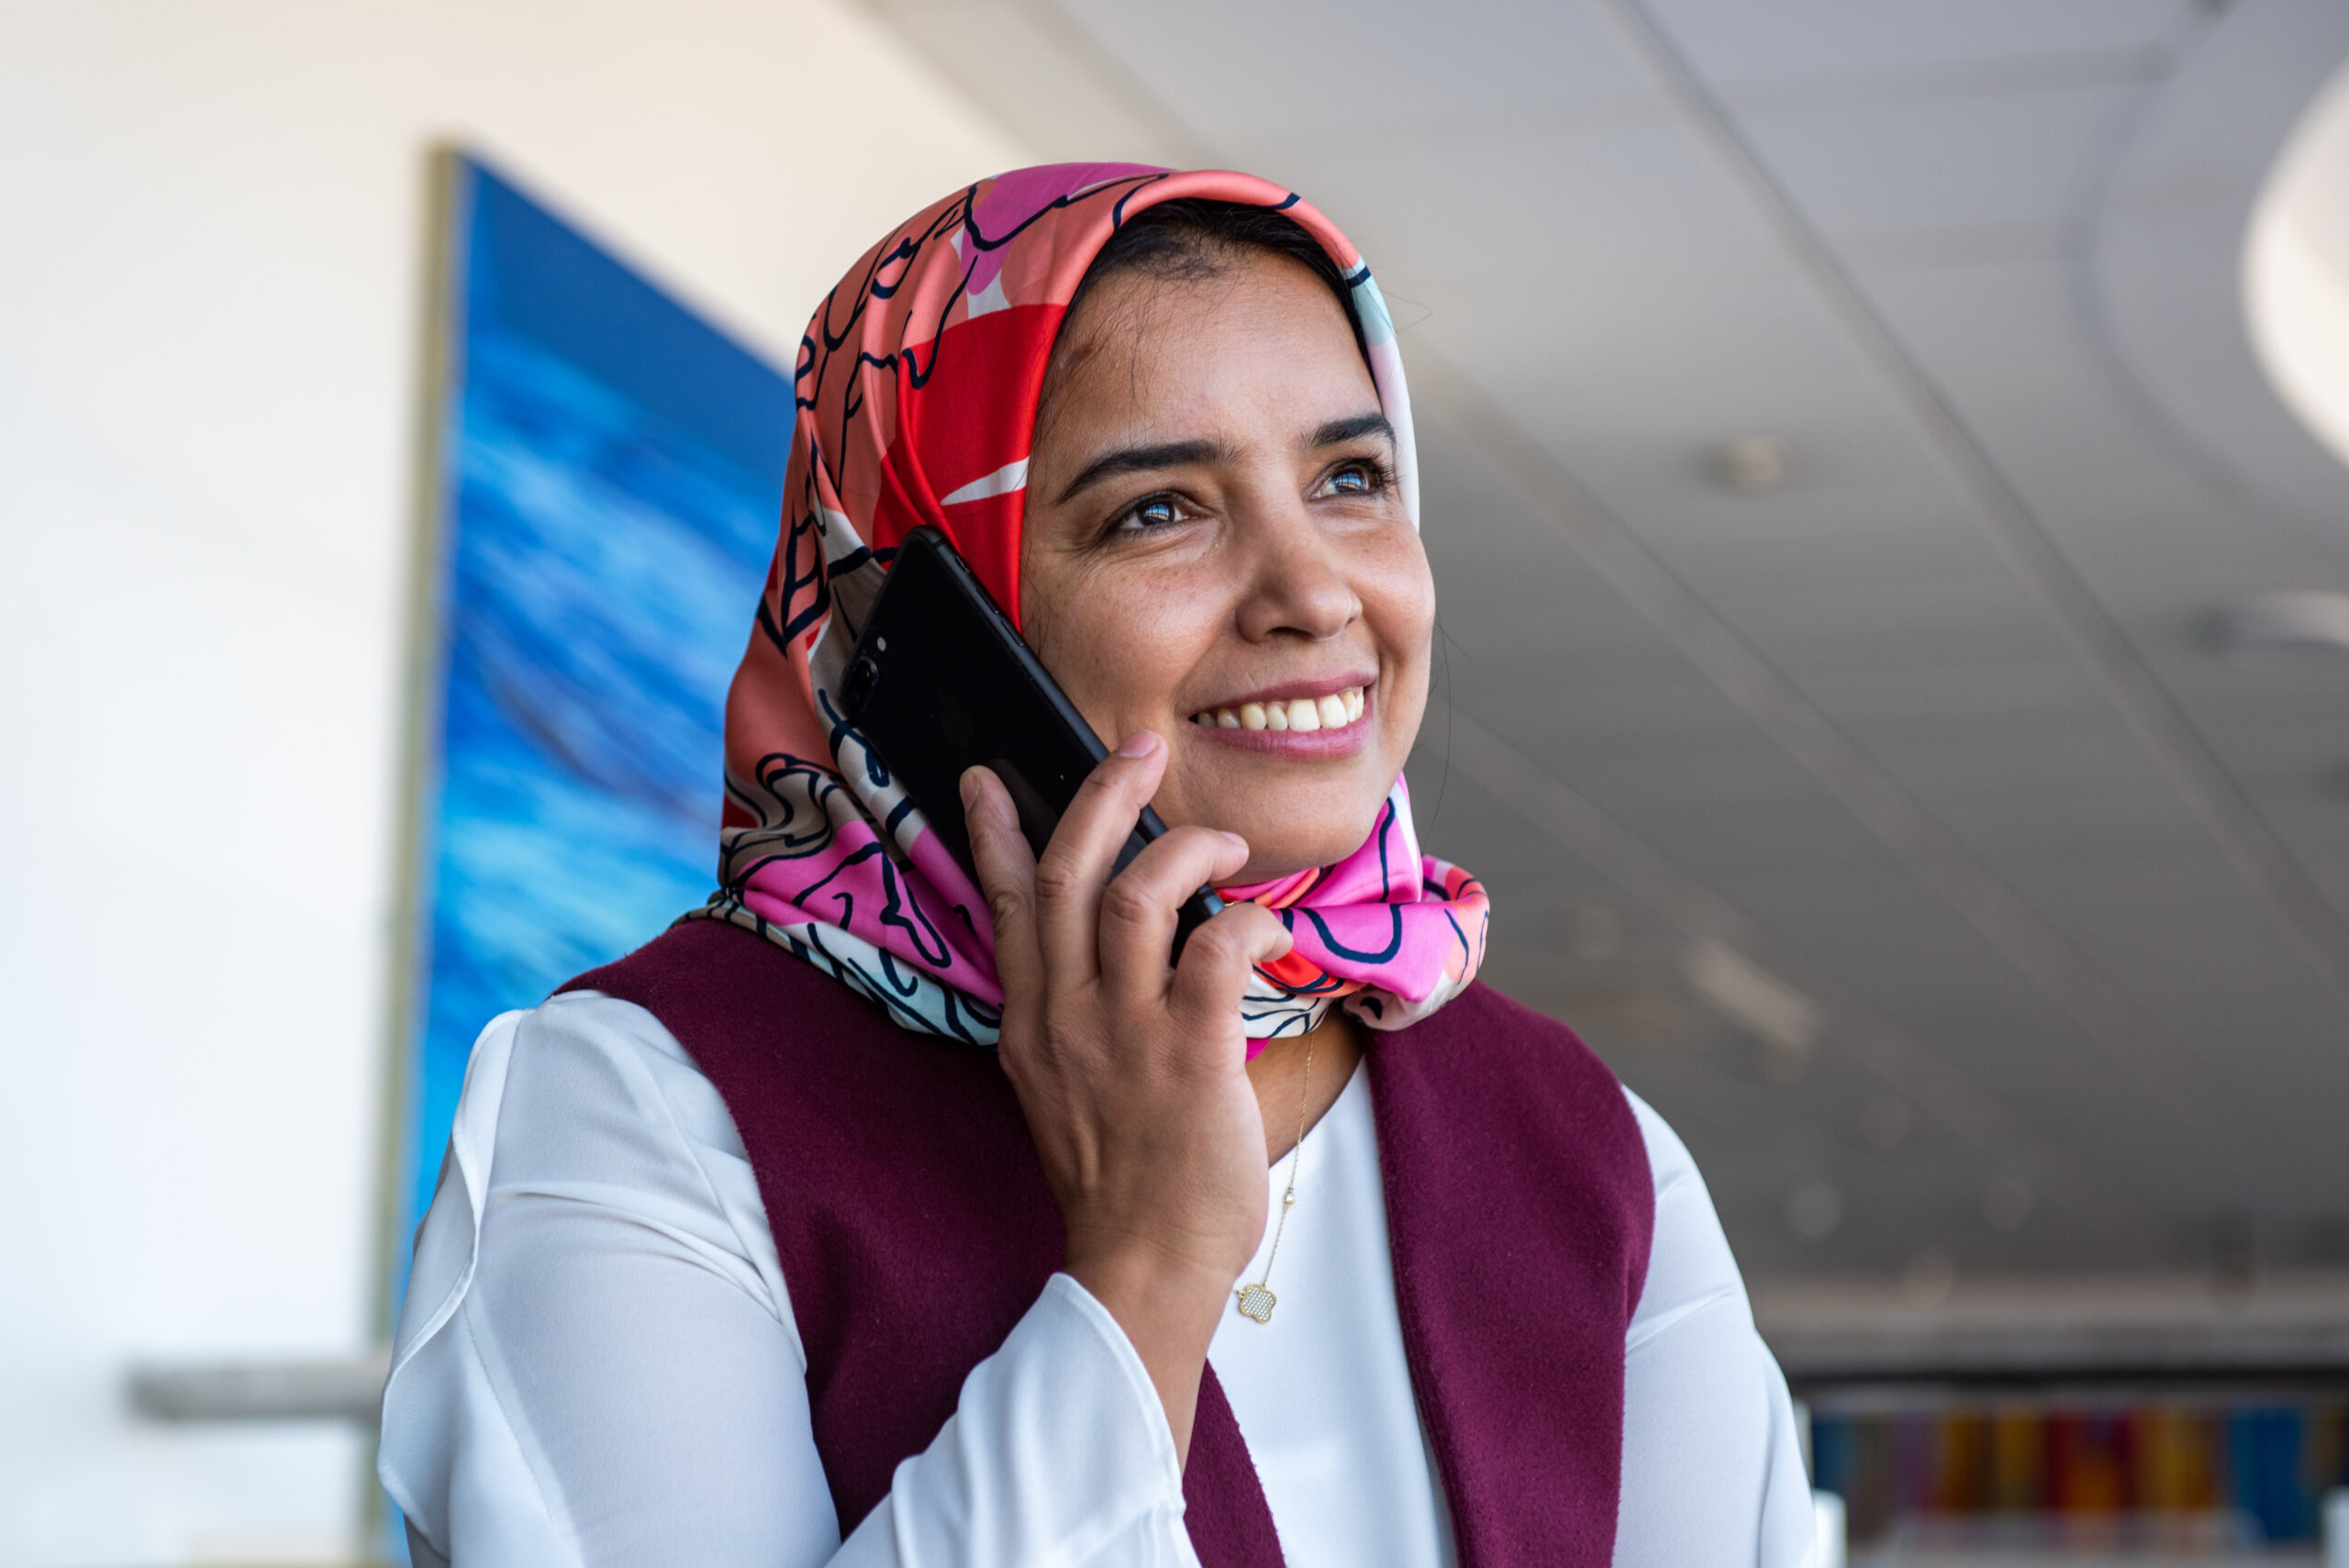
{"left": 844, "top": 655, "right": 880, "bottom": 714}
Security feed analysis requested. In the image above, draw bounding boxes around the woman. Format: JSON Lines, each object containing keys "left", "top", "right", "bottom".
{"left": 382, "top": 164, "right": 1815, "bottom": 1567}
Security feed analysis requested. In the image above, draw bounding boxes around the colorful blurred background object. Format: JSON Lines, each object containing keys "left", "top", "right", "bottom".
{"left": 392, "top": 154, "right": 782, "bottom": 1281}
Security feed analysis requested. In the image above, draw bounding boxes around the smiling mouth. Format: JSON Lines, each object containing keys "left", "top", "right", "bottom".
{"left": 1186, "top": 685, "right": 1367, "bottom": 734}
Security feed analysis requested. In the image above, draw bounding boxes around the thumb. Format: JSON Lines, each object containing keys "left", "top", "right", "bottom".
{"left": 1166, "top": 901, "right": 1293, "bottom": 1028}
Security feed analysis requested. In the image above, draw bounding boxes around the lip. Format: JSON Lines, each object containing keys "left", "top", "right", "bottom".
{"left": 1180, "top": 675, "right": 1377, "bottom": 759}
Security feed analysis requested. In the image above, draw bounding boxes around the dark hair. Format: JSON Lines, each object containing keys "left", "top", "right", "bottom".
{"left": 1060, "top": 197, "right": 1369, "bottom": 366}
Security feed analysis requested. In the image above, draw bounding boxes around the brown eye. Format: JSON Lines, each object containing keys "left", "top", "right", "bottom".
{"left": 1320, "top": 460, "right": 1386, "bottom": 497}
{"left": 1119, "top": 493, "right": 1184, "bottom": 530}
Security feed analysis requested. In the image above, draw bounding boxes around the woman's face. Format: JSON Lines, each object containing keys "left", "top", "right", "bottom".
{"left": 1019, "top": 250, "right": 1434, "bottom": 882}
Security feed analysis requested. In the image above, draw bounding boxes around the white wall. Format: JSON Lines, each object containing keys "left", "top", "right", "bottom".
{"left": 0, "top": 4, "right": 1025, "bottom": 1560}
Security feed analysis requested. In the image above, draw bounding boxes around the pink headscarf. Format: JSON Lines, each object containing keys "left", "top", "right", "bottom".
{"left": 695, "top": 164, "right": 1487, "bottom": 1044}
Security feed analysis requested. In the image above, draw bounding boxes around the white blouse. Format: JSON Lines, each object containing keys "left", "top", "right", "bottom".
{"left": 381, "top": 992, "right": 1816, "bottom": 1567}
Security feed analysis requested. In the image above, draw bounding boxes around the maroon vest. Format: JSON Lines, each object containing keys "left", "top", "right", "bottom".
{"left": 565, "top": 918, "right": 1653, "bottom": 1566}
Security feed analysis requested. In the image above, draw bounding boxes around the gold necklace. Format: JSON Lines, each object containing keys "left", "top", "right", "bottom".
{"left": 1233, "top": 1029, "right": 1314, "bottom": 1325}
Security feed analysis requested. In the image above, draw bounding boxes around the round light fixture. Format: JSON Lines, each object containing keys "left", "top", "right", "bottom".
{"left": 1711, "top": 435, "right": 1792, "bottom": 495}
{"left": 2246, "top": 55, "right": 2349, "bottom": 473}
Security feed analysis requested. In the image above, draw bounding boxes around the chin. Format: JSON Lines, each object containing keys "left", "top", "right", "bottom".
{"left": 1162, "top": 741, "right": 1401, "bottom": 865}
{"left": 1211, "top": 798, "right": 1392, "bottom": 883}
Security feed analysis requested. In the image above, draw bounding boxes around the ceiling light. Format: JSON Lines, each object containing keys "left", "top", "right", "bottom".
{"left": 1711, "top": 435, "right": 1792, "bottom": 495}
{"left": 2246, "top": 54, "right": 2349, "bottom": 474}
{"left": 2209, "top": 588, "right": 2349, "bottom": 656}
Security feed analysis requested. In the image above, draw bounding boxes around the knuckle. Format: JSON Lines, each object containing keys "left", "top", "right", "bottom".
{"left": 1097, "top": 874, "right": 1158, "bottom": 929}
{"left": 1186, "top": 921, "right": 1244, "bottom": 968}
{"left": 986, "top": 884, "right": 1028, "bottom": 929}
{"left": 1039, "top": 1017, "right": 1088, "bottom": 1058}
{"left": 1030, "top": 854, "right": 1085, "bottom": 903}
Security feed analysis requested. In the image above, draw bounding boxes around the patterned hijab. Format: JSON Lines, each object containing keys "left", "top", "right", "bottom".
{"left": 695, "top": 164, "right": 1487, "bottom": 1045}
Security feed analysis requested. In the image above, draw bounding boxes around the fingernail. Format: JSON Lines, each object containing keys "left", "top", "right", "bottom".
{"left": 959, "top": 767, "right": 983, "bottom": 808}
{"left": 1222, "top": 832, "right": 1248, "bottom": 854}
{"left": 1116, "top": 730, "right": 1161, "bottom": 759}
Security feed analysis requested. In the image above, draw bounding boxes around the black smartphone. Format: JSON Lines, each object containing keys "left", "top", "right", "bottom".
{"left": 838, "top": 526, "right": 1225, "bottom": 958}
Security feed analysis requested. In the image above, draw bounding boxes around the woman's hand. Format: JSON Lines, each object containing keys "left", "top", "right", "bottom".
{"left": 962, "top": 730, "right": 1292, "bottom": 1464}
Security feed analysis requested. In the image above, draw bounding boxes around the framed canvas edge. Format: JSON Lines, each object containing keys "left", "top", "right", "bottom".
{"left": 363, "top": 139, "right": 474, "bottom": 1553}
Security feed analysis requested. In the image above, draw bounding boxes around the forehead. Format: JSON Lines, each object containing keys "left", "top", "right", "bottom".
{"left": 1038, "top": 251, "right": 1377, "bottom": 447}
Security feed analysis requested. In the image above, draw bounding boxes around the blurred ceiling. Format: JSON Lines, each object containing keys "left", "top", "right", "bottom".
{"left": 863, "top": 0, "right": 2349, "bottom": 1296}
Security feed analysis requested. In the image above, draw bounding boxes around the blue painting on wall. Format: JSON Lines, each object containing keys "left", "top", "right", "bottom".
{"left": 398, "top": 154, "right": 787, "bottom": 1258}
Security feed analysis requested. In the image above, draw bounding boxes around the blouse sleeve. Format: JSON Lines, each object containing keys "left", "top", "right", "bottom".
{"left": 1611, "top": 1089, "right": 1818, "bottom": 1568}
{"left": 378, "top": 993, "right": 1197, "bottom": 1568}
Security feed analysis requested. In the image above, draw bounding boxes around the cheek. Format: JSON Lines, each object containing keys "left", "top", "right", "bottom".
{"left": 1028, "top": 562, "right": 1220, "bottom": 730}
{"left": 1364, "top": 538, "right": 1437, "bottom": 678}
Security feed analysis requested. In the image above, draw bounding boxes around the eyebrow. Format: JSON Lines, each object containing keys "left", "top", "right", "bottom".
{"left": 1308, "top": 411, "right": 1394, "bottom": 450}
{"left": 1055, "top": 439, "right": 1229, "bottom": 504}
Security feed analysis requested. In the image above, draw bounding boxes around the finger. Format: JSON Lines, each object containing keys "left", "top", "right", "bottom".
{"left": 962, "top": 767, "right": 1044, "bottom": 1007}
{"left": 1030, "top": 731, "right": 1170, "bottom": 982}
{"left": 1096, "top": 826, "right": 1252, "bottom": 1009}
{"left": 1166, "top": 901, "right": 1294, "bottom": 1036}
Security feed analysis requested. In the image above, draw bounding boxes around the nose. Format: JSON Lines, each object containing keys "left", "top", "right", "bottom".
{"left": 1233, "top": 492, "right": 1362, "bottom": 645}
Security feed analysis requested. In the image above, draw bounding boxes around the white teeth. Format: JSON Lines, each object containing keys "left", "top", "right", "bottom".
{"left": 1195, "top": 686, "right": 1364, "bottom": 733}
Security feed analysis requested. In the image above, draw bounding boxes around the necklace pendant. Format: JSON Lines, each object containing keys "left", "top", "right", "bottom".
{"left": 1235, "top": 1283, "right": 1277, "bottom": 1323}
